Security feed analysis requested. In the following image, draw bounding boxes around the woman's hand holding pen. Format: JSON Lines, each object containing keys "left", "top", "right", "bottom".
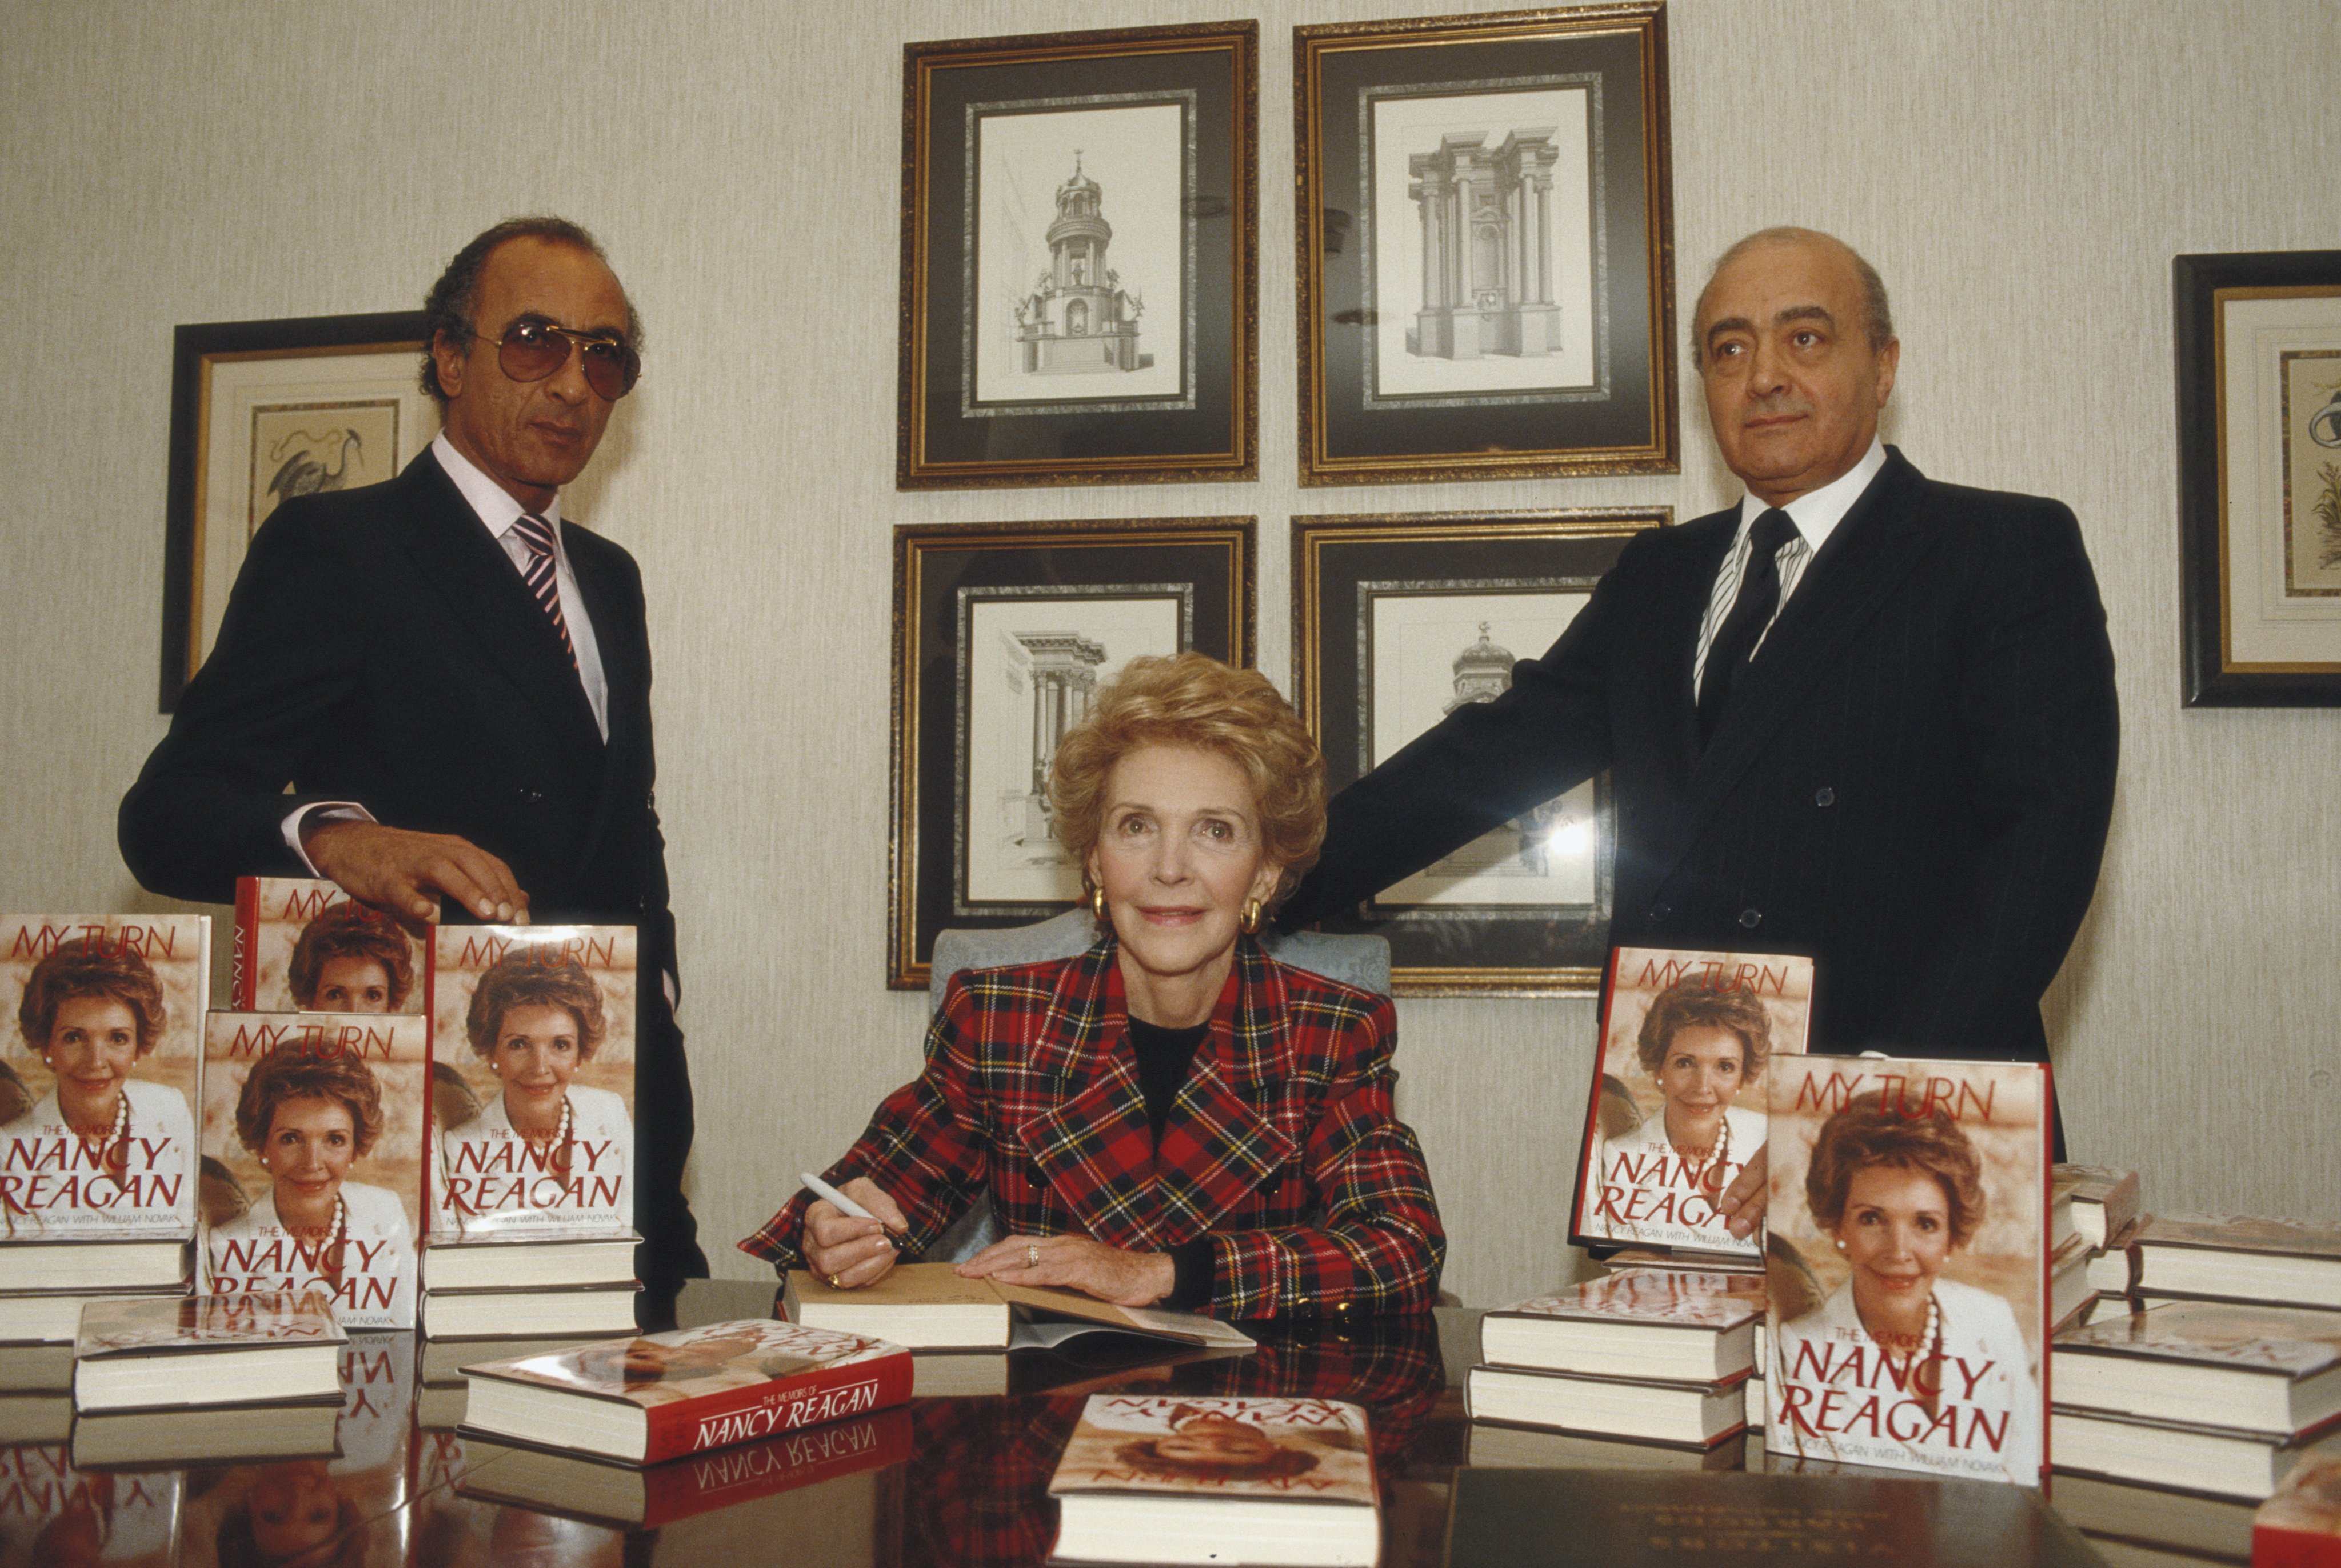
{"left": 803, "top": 1176, "right": 909, "bottom": 1289}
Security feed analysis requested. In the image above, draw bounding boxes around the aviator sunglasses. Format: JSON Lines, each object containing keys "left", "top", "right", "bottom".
{"left": 473, "top": 320, "right": 641, "bottom": 400}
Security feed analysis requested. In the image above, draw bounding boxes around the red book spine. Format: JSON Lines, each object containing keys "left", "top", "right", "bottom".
{"left": 233, "top": 877, "right": 258, "bottom": 1010}
{"left": 637, "top": 1349, "right": 914, "bottom": 1465}
{"left": 2256, "top": 1525, "right": 2341, "bottom": 1568}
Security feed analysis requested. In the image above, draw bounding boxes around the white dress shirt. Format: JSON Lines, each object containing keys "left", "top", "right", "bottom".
{"left": 281, "top": 435, "right": 609, "bottom": 866}
{"left": 1692, "top": 437, "right": 1889, "bottom": 697}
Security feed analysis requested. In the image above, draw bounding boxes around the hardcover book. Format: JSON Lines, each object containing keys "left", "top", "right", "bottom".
{"left": 1441, "top": 1467, "right": 2104, "bottom": 1568}
{"left": 1481, "top": 1269, "right": 1768, "bottom": 1383}
{"left": 426, "top": 925, "right": 637, "bottom": 1241}
{"left": 2257, "top": 1455, "right": 2341, "bottom": 1566}
{"left": 460, "top": 1318, "right": 913, "bottom": 1466}
{"left": 201, "top": 1012, "right": 426, "bottom": 1329}
{"left": 1046, "top": 1395, "right": 1378, "bottom": 1566}
{"left": 1466, "top": 1363, "right": 1751, "bottom": 1450}
{"left": 1763, "top": 1055, "right": 2052, "bottom": 1487}
{"left": 783, "top": 1263, "right": 1257, "bottom": 1353}
{"left": 2135, "top": 1213, "right": 2341, "bottom": 1310}
{"left": 456, "top": 1404, "right": 913, "bottom": 1530}
{"left": 2052, "top": 1298, "right": 2341, "bottom": 1435}
{"left": 0, "top": 1445, "right": 182, "bottom": 1563}
{"left": 232, "top": 876, "right": 424, "bottom": 1014}
{"left": 1571, "top": 947, "right": 1814, "bottom": 1258}
{"left": 73, "top": 1291, "right": 345, "bottom": 1412}
{"left": 1, "top": 915, "right": 207, "bottom": 1241}
{"left": 2055, "top": 1162, "right": 2140, "bottom": 1250}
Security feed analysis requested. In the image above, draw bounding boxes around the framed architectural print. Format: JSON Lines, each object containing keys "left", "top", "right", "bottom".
{"left": 898, "top": 22, "right": 1258, "bottom": 489}
{"left": 1295, "top": 4, "right": 1675, "bottom": 486}
{"left": 2176, "top": 249, "right": 2341, "bottom": 705}
{"left": 890, "top": 517, "right": 1256, "bottom": 988}
{"left": 1291, "top": 507, "right": 1665, "bottom": 993}
{"left": 161, "top": 310, "right": 436, "bottom": 710}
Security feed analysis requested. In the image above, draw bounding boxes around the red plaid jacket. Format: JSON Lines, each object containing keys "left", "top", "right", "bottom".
{"left": 740, "top": 934, "right": 1445, "bottom": 1318}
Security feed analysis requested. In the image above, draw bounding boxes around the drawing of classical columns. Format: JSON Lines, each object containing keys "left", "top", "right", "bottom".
{"left": 1016, "top": 631, "right": 1107, "bottom": 846}
{"left": 1407, "top": 126, "right": 1563, "bottom": 361}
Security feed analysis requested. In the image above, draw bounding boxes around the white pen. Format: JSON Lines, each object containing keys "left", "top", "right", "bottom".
{"left": 801, "top": 1171, "right": 901, "bottom": 1243}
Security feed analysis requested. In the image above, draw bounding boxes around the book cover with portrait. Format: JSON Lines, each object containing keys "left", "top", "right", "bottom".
{"left": 233, "top": 876, "right": 424, "bottom": 1015}
{"left": 1762, "top": 1055, "right": 2051, "bottom": 1487}
{"left": 424, "top": 925, "right": 636, "bottom": 1242}
{"left": 201, "top": 1013, "right": 427, "bottom": 1329}
{"left": 1569, "top": 946, "right": 1815, "bottom": 1258}
{"left": 1049, "top": 1395, "right": 1376, "bottom": 1503}
{"left": 0, "top": 1444, "right": 181, "bottom": 1567}
{"left": 1, "top": 914, "right": 209, "bottom": 1241}
{"left": 173, "top": 1330, "right": 415, "bottom": 1568}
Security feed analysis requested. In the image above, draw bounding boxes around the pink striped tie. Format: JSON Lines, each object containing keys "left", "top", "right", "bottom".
{"left": 509, "top": 513, "right": 576, "bottom": 670}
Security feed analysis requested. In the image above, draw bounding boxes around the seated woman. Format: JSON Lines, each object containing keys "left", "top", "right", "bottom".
{"left": 209, "top": 1044, "right": 416, "bottom": 1329}
{"left": 1587, "top": 972, "right": 1772, "bottom": 1248}
{"left": 1773, "top": 1090, "right": 2040, "bottom": 1481}
{"left": 438, "top": 950, "right": 632, "bottom": 1230}
{"left": 287, "top": 901, "right": 417, "bottom": 1014}
{"left": 743, "top": 653, "right": 1445, "bottom": 1318}
{"left": 3, "top": 937, "right": 197, "bottom": 1231}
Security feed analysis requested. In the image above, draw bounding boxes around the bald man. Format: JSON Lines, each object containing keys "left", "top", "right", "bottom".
{"left": 1283, "top": 228, "right": 2118, "bottom": 1085}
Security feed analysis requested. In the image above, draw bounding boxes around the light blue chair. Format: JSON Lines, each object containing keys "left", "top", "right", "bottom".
{"left": 919, "top": 910, "right": 1392, "bottom": 1261}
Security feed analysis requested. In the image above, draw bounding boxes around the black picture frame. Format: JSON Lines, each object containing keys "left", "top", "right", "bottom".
{"left": 898, "top": 22, "right": 1258, "bottom": 489}
{"left": 2175, "top": 249, "right": 2341, "bottom": 706}
{"left": 890, "top": 517, "right": 1257, "bottom": 988}
{"left": 161, "top": 310, "right": 433, "bottom": 710}
{"left": 1291, "top": 506, "right": 1665, "bottom": 993}
{"left": 1295, "top": 3, "right": 1676, "bottom": 487}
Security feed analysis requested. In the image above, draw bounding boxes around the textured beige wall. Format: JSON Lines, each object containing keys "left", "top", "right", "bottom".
{"left": 2, "top": 0, "right": 2335, "bottom": 1307}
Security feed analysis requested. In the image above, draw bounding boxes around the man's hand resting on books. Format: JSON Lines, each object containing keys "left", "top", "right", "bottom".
{"left": 957, "top": 1233, "right": 1175, "bottom": 1309}
{"left": 804, "top": 1178, "right": 909, "bottom": 1289}
{"left": 1717, "top": 1143, "right": 1767, "bottom": 1239}
{"left": 303, "top": 820, "right": 530, "bottom": 926}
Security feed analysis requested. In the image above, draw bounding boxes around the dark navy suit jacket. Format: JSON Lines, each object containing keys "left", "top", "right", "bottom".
{"left": 1281, "top": 449, "right": 2120, "bottom": 1064}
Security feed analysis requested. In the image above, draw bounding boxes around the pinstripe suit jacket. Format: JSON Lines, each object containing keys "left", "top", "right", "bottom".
{"left": 1280, "top": 449, "right": 2119, "bottom": 1063}
{"left": 741, "top": 934, "right": 1446, "bottom": 1319}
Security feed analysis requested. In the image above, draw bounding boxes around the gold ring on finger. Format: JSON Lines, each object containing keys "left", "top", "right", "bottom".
{"left": 827, "top": 1274, "right": 844, "bottom": 1290}
{"left": 1026, "top": 1243, "right": 1041, "bottom": 1268}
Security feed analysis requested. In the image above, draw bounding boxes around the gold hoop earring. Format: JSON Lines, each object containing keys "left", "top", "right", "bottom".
{"left": 1091, "top": 886, "right": 1108, "bottom": 921}
{"left": 1239, "top": 898, "right": 1263, "bottom": 935}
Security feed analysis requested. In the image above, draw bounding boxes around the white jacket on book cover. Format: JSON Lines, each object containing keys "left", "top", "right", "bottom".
{"left": 1773, "top": 1274, "right": 2039, "bottom": 1481}
{"left": 1, "top": 1077, "right": 198, "bottom": 1233}
{"left": 440, "top": 1082, "right": 632, "bottom": 1232}
{"left": 208, "top": 1179, "right": 417, "bottom": 1330}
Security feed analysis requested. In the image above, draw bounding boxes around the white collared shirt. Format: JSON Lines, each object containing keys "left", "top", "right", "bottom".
{"left": 429, "top": 433, "right": 610, "bottom": 737}
{"left": 1691, "top": 437, "right": 1889, "bottom": 697}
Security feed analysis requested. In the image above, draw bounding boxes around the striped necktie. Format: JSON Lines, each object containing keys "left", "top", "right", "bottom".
{"left": 508, "top": 513, "right": 577, "bottom": 670}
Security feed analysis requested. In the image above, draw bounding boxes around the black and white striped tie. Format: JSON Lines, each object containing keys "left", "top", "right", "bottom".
{"left": 509, "top": 513, "right": 576, "bottom": 670}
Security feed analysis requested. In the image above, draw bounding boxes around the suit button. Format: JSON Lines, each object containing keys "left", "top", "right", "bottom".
{"left": 1815, "top": 787, "right": 1835, "bottom": 807}
{"left": 516, "top": 787, "right": 545, "bottom": 805}
{"left": 1648, "top": 903, "right": 1672, "bottom": 922}
{"left": 1739, "top": 909, "right": 1762, "bottom": 930}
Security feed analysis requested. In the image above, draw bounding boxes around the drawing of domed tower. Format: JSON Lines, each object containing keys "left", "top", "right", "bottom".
{"left": 1014, "top": 154, "right": 1151, "bottom": 374}
{"left": 1425, "top": 623, "right": 1555, "bottom": 878}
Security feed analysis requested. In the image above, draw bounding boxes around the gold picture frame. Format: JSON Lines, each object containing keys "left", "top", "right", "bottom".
{"left": 890, "top": 516, "right": 1256, "bottom": 988}
{"left": 1292, "top": 506, "right": 1666, "bottom": 993}
{"left": 898, "top": 22, "right": 1259, "bottom": 489}
{"left": 161, "top": 311, "right": 437, "bottom": 710}
{"left": 1295, "top": 4, "right": 1676, "bottom": 486}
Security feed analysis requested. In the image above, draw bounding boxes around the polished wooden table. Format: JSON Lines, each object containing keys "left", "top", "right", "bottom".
{"left": 2, "top": 1281, "right": 2239, "bottom": 1566}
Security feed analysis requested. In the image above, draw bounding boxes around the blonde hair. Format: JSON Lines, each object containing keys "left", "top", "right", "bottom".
{"left": 1048, "top": 654, "right": 1325, "bottom": 907}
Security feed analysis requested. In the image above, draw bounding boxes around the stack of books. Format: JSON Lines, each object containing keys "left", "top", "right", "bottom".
{"left": 419, "top": 924, "right": 646, "bottom": 1341}
{"left": 69, "top": 1290, "right": 347, "bottom": 1466}
{"left": 2, "top": 915, "right": 209, "bottom": 1345}
{"left": 1467, "top": 1268, "right": 1763, "bottom": 1455}
{"left": 2049, "top": 1298, "right": 2341, "bottom": 1517}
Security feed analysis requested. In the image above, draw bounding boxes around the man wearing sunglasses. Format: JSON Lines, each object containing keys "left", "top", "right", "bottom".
{"left": 120, "top": 216, "right": 707, "bottom": 1305}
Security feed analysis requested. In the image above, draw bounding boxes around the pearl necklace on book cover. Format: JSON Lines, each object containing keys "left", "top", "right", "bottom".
{"left": 1672, "top": 1107, "right": 1731, "bottom": 1193}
